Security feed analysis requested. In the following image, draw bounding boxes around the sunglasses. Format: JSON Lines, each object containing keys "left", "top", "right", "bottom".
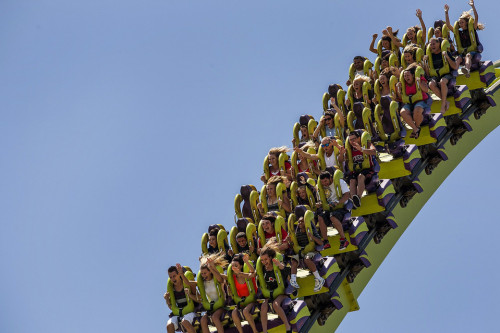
{"left": 324, "top": 117, "right": 333, "bottom": 121}
{"left": 321, "top": 143, "right": 330, "bottom": 148}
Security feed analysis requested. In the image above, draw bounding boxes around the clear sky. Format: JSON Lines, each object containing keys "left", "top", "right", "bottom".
{"left": 1, "top": 1, "right": 499, "bottom": 332}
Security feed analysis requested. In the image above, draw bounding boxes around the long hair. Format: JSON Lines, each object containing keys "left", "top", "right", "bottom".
{"left": 199, "top": 251, "right": 228, "bottom": 270}
{"left": 459, "top": 10, "right": 485, "bottom": 30}
{"left": 268, "top": 146, "right": 290, "bottom": 159}
{"left": 260, "top": 237, "right": 281, "bottom": 257}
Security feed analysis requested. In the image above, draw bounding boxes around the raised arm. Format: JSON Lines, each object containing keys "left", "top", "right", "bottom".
{"left": 313, "top": 118, "right": 324, "bottom": 139}
{"left": 330, "top": 99, "right": 345, "bottom": 126}
{"left": 416, "top": 9, "right": 427, "bottom": 43}
{"left": 444, "top": 4, "right": 454, "bottom": 31}
{"left": 207, "top": 260, "right": 226, "bottom": 284}
{"left": 469, "top": 0, "right": 479, "bottom": 30}
{"left": 387, "top": 27, "right": 403, "bottom": 48}
{"left": 369, "top": 34, "right": 378, "bottom": 54}
{"left": 176, "top": 263, "right": 197, "bottom": 291}
{"left": 294, "top": 146, "right": 319, "bottom": 161}
{"left": 445, "top": 52, "right": 460, "bottom": 70}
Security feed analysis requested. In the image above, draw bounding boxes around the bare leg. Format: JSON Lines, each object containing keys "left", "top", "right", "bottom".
{"left": 291, "top": 258, "right": 298, "bottom": 275}
{"left": 349, "top": 178, "right": 357, "bottom": 197}
{"left": 182, "top": 320, "right": 196, "bottom": 333}
{"left": 243, "top": 304, "right": 258, "bottom": 333}
{"left": 317, "top": 215, "right": 328, "bottom": 240}
{"left": 413, "top": 107, "right": 424, "bottom": 129}
{"left": 357, "top": 173, "right": 365, "bottom": 198}
{"left": 429, "top": 80, "right": 441, "bottom": 96}
{"left": 304, "top": 257, "right": 317, "bottom": 272}
{"left": 330, "top": 215, "right": 345, "bottom": 239}
{"left": 273, "top": 295, "right": 291, "bottom": 331}
{"left": 232, "top": 308, "right": 243, "bottom": 333}
{"left": 166, "top": 323, "right": 175, "bottom": 333}
{"left": 261, "top": 300, "right": 269, "bottom": 333}
{"left": 200, "top": 315, "right": 210, "bottom": 333}
{"left": 465, "top": 53, "right": 472, "bottom": 73}
{"left": 440, "top": 78, "right": 449, "bottom": 113}
{"left": 400, "top": 108, "right": 418, "bottom": 133}
{"left": 211, "top": 308, "right": 225, "bottom": 333}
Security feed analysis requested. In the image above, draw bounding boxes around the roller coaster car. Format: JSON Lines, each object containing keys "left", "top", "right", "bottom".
{"left": 347, "top": 102, "right": 378, "bottom": 142}
{"left": 374, "top": 52, "right": 399, "bottom": 78}
{"left": 323, "top": 85, "right": 347, "bottom": 115}
{"left": 348, "top": 58, "right": 373, "bottom": 84}
{"left": 374, "top": 96, "right": 422, "bottom": 181}
{"left": 259, "top": 182, "right": 287, "bottom": 218}
{"left": 365, "top": 212, "right": 399, "bottom": 243}
{"left": 201, "top": 224, "right": 229, "bottom": 255}
{"left": 293, "top": 115, "right": 318, "bottom": 146}
{"left": 234, "top": 185, "right": 260, "bottom": 223}
{"left": 290, "top": 173, "right": 317, "bottom": 210}
{"left": 285, "top": 210, "right": 341, "bottom": 298}
{"left": 291, "top": 148, "right": 318, "bottom": 181}
{"left": 335, "top": 249, "right": 372, "bottom": 284}
{"left": 345, "top": 131, "right": 395, "bottom": 216}
{"left": 229, "top": 218, "right": 258, "bottom": 261}
{"left": 402, "top": 29, "right": 425, "bottom": 49}
{"left": 263, "top": 152, "right": 288, "bottom": 182}
{"left": 401, "top": 98, "right": 447, "bottom": 146}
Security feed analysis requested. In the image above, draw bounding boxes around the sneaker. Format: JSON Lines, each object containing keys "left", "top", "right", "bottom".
{"left": 352, "top": 195, "right": 361, "bottom": 208}
{"left": 339, "top": 238, "right": 349, "bottom": 250}
{"left": 314, "top": 277, "right": 325, "bottom": 292}
{"left": 323, "top": 241, "right": 331, "bottom": 250}
{"left": 290, "top": 279, "right": 300, "bottom": 289}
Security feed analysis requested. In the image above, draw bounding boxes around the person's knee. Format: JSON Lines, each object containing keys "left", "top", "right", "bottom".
{"left": 429, "top": 81, "right": 437, "bottom": 89}
{"left": 414, "top": 107, "right": 423, "bottom": 115}
{"left": 357, "top": 173, "right": 365, "bottom": 182}
{"left": 243, "top": 307, "right": 251, "bottom": 317}
{"left": 200, "top": 316, "right": 208, "bottom": 325}
{"left": 441, "top": 78, "right": 448, "bottom": 86}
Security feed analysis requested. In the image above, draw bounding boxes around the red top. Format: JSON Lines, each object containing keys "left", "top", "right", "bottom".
{"left": 234, "top": 276, "right": 258, "bottom": 297}
{"left": 258, "top": 228, "right": 288, "bottom": 248}
{"left": 270, "top": 161, "right": 292, "bottom": 177}
{"left": 351, "top": 148, "right": 373, "bottom": 168}
{"left": 405, "top": 76, "right": 428, "bottom": 102}
{"left": 297, "top": 160, "right": 317, "bottom": 173}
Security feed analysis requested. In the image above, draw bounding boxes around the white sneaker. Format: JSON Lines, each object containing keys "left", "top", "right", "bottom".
{"left": 290, "top": 278, "right": 300, "bottom": 289}
{"left": 314, "top": 277, "right": 325, "bottom": 292}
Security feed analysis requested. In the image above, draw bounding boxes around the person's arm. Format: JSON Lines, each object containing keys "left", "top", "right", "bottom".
{"left": 330, "top": 100, "right": 345, "bottom": 125}
{"left": 337, "top": 191, "right": 351, "bottom": 206}
{"left": 176, "top": 263, "right": 198, "bottom": 292}
{"left": 278, "top": 194, "right": 292, "bottom": 214}
{"left": 418, "top": 76, "right": 429, "bottom": 93}
{"left": 337, "top": 146, "right": 345, "bottom": 167}
{"left": 186, "top": 287, "right": 199, "bottom": 302}
{"left": 387, "top": 27, "right": 404, "bottom": 48}
{"left": 242, "top": 254, "right": 257, "bottom": 279}
{"left": 369, "top": 34, "right": 378, "bottom": 54}
{"left": 307, "top": 228, "right": 323, "bottom": 246}
{"left": 164, "top": 292, "right": 172, "bottom": 309}
{"left": 313, "top": 118, "right": 324, "bottom": 139}
{"left": 444, "top": 4, "right": 454, "bottom": 31}
{"left": 469, "top": 0, "right": 479, "bottom": 30}
{"left": 422, "top": 55, "right": 430, "bottom": 75}
{"left": 351, "top": 141, "right": 376, "bottom": 156}
{"left": 272, "top": 257, "right": 285, "bottom": 270}
{"left": 445, "top": 52, "right": 459, "bottom": 70}
{"left": 294, "top": 146, "right": 319, "bottom": 161}
{"left": 207, "top": 259, "right": 226, "bottom": 284}
{"left": 416, "top": 9, "right": 426, "bottom": 42}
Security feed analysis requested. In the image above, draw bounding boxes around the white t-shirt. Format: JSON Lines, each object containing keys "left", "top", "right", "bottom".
{"left": 323, "top": 179, "right": 349, "bottom": 205}
{"left": 204, "top": 279, "right": 219, "bottom": 302}
{"left": 324, "top": 152, "right": 337, "bottom": 168}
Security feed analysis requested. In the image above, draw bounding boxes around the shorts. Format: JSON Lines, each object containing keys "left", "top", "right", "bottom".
{"left": 430, "top": 74, "right": 454, "bottom": 83}
{"left": 319, "top": 208, "right": 349, "bottom": 224}
{"left": 167, "top": 312, "right": 196, "bottom": 331}
{"left": 346, "top": 169, "right": 375, "bottom": 187}
{"left": 290, "top": 251, "right": 317, "bottom": 262}
{"left": 402, "top": 101, "right": 427, "bottom": 114}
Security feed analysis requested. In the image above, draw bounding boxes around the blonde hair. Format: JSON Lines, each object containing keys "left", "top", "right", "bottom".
{"left": 260, "top": 236, "right": 281, "bottom": 254}
{"left": 353, "top": 74, "right": 370, "bottom": 85}
{"left": 267, "top": 175, "right": 287, "bottom": 186}
{"left": 199, "top": 251, "right": 228, "bottom": 270}
{"left": 459, "top": 11, "right": 485, "bottom": 30}
{"left": 268, "top": 146, "right": 290, "bottom": 158}
{"left": 300, "top": 140, "right": 316, "bottom": 152}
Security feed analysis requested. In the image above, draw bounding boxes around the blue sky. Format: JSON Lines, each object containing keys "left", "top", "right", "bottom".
{"left": 1, "top": 1, "right": 499, "bottom": 332}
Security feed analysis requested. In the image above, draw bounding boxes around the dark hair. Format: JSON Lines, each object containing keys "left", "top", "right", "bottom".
{"left": 319, "top": 171, "right": 332, "bottom": 180}
{"left": 324, "top": 109, "right": 335, "bottom": 118}
{"left": 434, "top": 20, "right": 444, "bottom": 29}
{"left": 168, "top": 266, "right": 177, "bottom": 274}
{"left": 382, "top": 36, "right": 392, "bottom": 43}
{"left": 232, "top": 253, "right": 245, "bottom": 266}
{"left": 353, "top": 56, "right": 365, "bottom": 62}
{"left": 349, "top": 130, "right": 361, "bottom": 137}
{"left": 209, "top": 229, "right": 218, "bottom": 237}
{"left": 328, "top": 84, "right": 341, "bottom": 97}
{"left": 261, "top": 247, "right": 276, "bottom": 258}
{"left": 236, "top": 232, "right": 246, "bottom": 239}
{"left": 261, "top": 213, "right": 276, "bottom": 224}
{"left": 405, "top": 63, "right": 418, "bottom": 75}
